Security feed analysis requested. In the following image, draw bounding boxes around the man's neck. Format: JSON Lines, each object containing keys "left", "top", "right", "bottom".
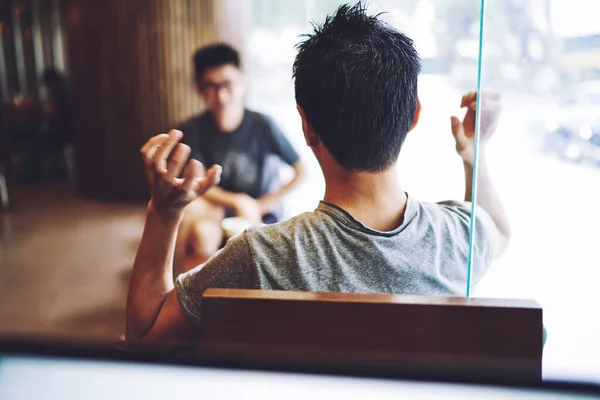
{"left": 213, "top": 107, "right": 244, "bottom": 133}
{"left": 323, "top": 164, "right": 408, "bottom": 232}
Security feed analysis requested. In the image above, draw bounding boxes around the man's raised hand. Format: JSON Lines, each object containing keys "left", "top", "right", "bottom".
{"left": 140, "top": 130, "right": 222, "bottom": 216}
{"left": 450, "top": 91, "right": 501, "bottom": 165}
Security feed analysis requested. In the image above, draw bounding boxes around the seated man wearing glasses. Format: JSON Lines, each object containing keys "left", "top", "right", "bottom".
{"left": 127, "top": 4, "right": 510, "bottom": 346}
{"left": 175, "top": 44, "right": 307, "bottom": 273}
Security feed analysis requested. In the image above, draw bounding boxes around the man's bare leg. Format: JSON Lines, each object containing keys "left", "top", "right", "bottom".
{"left": 174, "top": 197, "right": 225, "bottom": 278}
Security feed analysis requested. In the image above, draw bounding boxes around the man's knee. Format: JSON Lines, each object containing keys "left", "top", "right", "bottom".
{"left": 175, "top": 199, "right": 225, "bottom": 272}
{"left": 183, "top": 198, "right": 225, "bottom": 224}
{"left": 187, "top": 220, "right": 223, "bottom": 260}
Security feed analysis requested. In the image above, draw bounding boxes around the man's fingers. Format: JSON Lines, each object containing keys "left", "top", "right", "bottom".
{"left": 195, "top": 165, "right": 222, "bottom": 195}
{"left": 450, "top": 116, "right": 465, "bottom": 139}
{"left": 181, "top": 160, "right": 202, "bottom": 192}
{"left": 153, "top": 130, "right": 183, "bottom": 173}
{"left": 461, "top": 90, "right": 502, "bottom": 110}
{"left": 461, "top": 91, "right": 477, "bottom": 108}
{"left": 141, "top": 135, "right": 170, "bottom": 185}
{"left": 141, "top": 134, "right": 169, "bottom": 170}
{"left": 197, "top": 160, "right": 206, "bottom": 177}
{"left": 141, "top": 134, "right": 169, "bottom": 163}
{"left": 141, "top": 133, "right": 169, "bottom": 156}
{"left": 164, "top": 143, "right": 191, "bottom": 183}
{"left": 176, "top": 160, "right": 220, "bottom": 195}
{"left": 207, "top": 164, "right": 222, "bottom": 185}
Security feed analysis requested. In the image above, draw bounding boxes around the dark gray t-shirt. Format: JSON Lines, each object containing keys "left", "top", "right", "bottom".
{"left": 179, "top": 110, "right": 300, "bottom": 200}
{"left": 175, "top": 196, "right": 498, "bottom": 324}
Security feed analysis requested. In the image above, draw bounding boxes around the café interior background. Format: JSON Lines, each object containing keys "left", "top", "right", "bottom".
{"left": 0, "top": 0, "right": 598, "bottom": 381}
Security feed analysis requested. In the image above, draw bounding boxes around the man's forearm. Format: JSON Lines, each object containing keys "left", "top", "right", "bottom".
{"left": 463, "top": 161, "right": 474, "bottom": 202}
{"left": 258, "top": 162, "right": 307, "bottom": 214}
{"left": 463, "top": 157, "right": 511, "bottom": 253}
{"left": 203, "top": 186, "right": 240, "bottom": 209}
{"left": 126, "top": 202, "right": 182, "bottom": 342}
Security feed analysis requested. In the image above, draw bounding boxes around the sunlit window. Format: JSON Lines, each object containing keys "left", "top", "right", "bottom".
{"left": 474, "top": 0, "right": 600, "bottom": 382}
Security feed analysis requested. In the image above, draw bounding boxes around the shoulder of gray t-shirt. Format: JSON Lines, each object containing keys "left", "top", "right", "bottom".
{"left": 175, "top": 195, "right": 498, "bottom": 324}
{"left": 242, "top": 196, "right": 496, "bottom": 290}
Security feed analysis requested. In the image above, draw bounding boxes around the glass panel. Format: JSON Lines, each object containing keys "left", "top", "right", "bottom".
{"left": 474, "top": 0, "right": 600, "bottom": 381}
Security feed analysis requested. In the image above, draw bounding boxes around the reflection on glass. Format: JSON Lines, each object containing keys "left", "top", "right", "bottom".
{"left": 474, "top": 0, "right": 600, "bottom": 381}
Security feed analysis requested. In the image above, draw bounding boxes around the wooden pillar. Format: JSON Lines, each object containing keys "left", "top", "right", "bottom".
{"left": 63, "top": 0, "right": 250, "bottom": 201}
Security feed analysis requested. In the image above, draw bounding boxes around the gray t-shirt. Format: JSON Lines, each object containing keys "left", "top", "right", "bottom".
{"left": 175, "top": 196, "right": 498, "bottom": 324}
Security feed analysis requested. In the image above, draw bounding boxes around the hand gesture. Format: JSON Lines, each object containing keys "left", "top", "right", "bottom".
{"left": 140, "top": 130, "right": 221, "bottom": 216}
{"left": 451, "top": 91, "right": 501, "bottom": 165}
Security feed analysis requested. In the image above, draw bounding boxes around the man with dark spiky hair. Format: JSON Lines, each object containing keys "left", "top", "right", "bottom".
{"left": 127, "top": 3, "right": 510, "bottom": 345}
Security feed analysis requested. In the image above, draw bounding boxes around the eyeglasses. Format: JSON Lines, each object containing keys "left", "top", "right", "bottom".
{"left": 199, "top": 80, "right": 234, "bottom": 94}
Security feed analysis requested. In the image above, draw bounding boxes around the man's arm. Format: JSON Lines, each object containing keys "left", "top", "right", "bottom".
{"left": 258, "top": 116, "right": 308, "bottom": 215}
{"left": 452, "top": 91, "right": 511, "bottom": 258}
{"left": 258, "top": 161, "right": 308, "bottom": 215}
{"left": 126, "top": 202, "right": 198, "bottom": 346}
{"left": 204, "top": 160, "right": 307, "bottom": 220}
{"left": 203, "top": 186, "right": 243, "bottom": 208}
{"left": 203, "top": 186, "right": 263, "bottom": 224}
{"left": 127, "top": 130, "right": 221, "bottom": 346}
{"left": 462, "top": 157, "right": 511, "bottom": 258}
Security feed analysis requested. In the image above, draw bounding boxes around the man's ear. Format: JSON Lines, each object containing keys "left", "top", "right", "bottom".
{"left": 297, "top": 105, "right": 320, "bottom": 147}
{"left": 408, "top": 98, "right": 422, "bottom": 132}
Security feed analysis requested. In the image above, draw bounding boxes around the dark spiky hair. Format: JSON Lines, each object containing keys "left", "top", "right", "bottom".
{"left": 193, "top": 43, "right": 240, "bottom": 82}
{"left": 293, "top": 2, "right": 421, "bottom": 171}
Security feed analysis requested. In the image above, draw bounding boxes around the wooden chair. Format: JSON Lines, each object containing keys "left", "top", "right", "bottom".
{"left": 199, "top": 289, "right": 544, "bottom": 382}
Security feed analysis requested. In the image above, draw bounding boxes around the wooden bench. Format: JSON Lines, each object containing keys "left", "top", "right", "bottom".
{"left": 199, "top": 289, "right": 544, "bottom": 382}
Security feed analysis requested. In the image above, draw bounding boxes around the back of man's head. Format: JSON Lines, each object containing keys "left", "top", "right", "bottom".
{"left": 293, "top": 3, "right": 420, "bottom": 172}
{"left": 193, "top": 44, "right": 240, "bottom": 82}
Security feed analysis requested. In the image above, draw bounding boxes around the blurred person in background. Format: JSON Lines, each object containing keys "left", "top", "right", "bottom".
{"left": 176, "top": 44, "right": 307, "bottom": 274}
{"left": 37, "top": 68, "right": 75, "bottom": 183}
